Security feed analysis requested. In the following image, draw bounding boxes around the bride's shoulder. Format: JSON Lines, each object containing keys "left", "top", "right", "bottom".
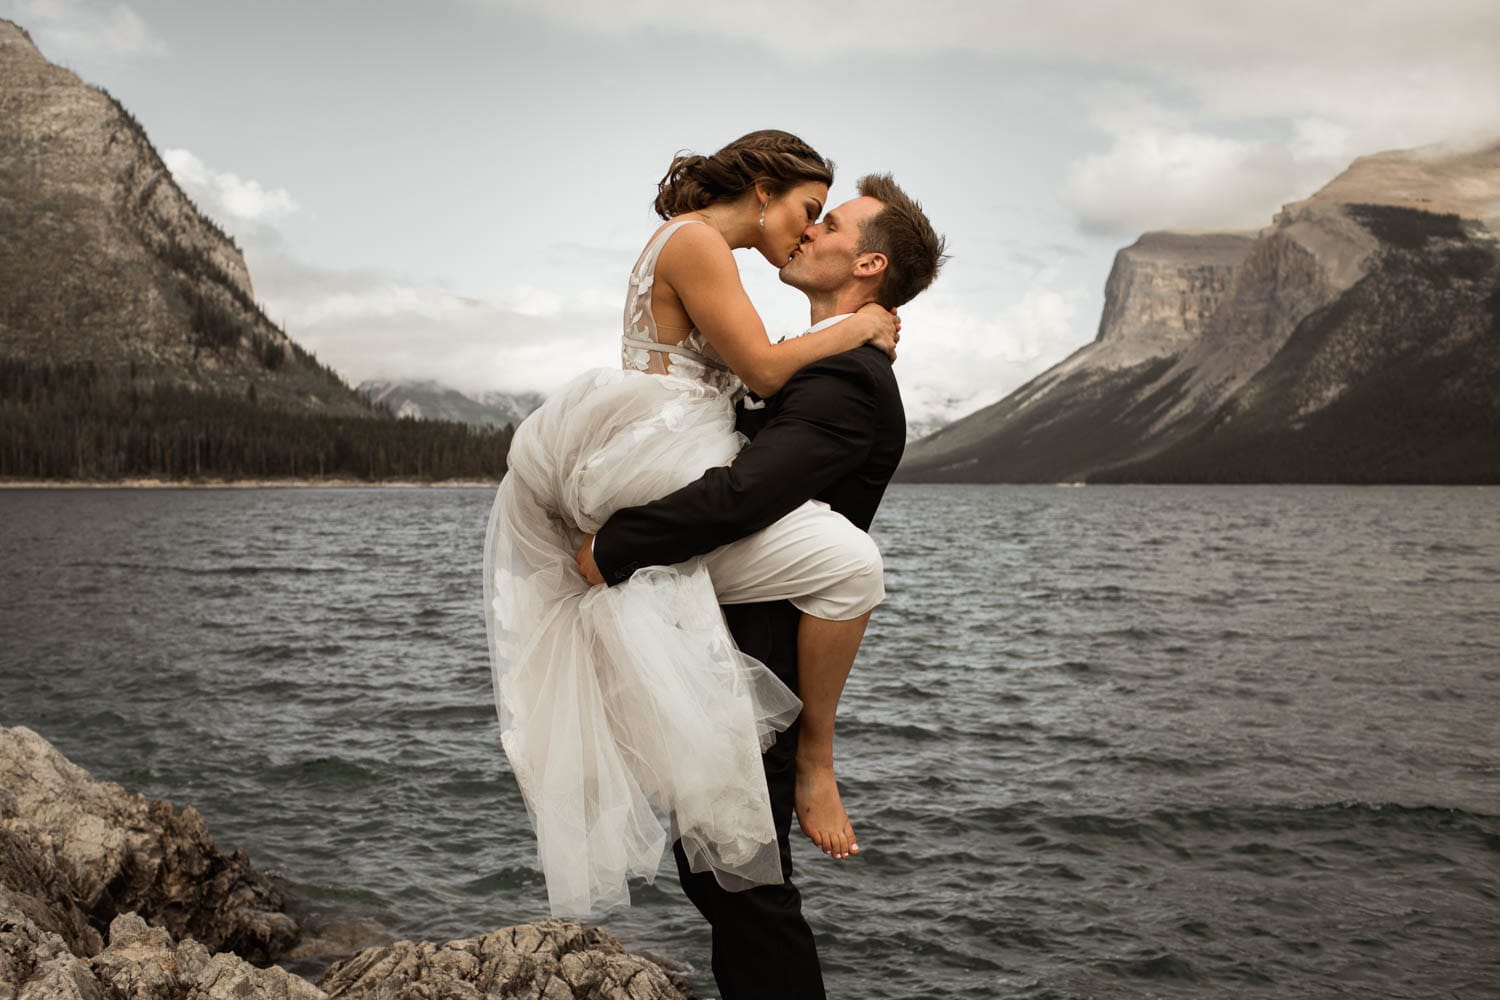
{"left": 655, "top": 219, "right": 735, "bottom": 280}
{"left": 656, "top": 217, "right": 728, "bottom": 252}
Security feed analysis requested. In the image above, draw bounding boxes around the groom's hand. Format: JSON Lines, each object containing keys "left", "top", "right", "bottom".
{"left": 575, "top": 534, "right": 605, "bottom": 586}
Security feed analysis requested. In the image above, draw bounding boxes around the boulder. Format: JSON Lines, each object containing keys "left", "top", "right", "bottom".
{"left": 0, "top": 726, "right": 297, "bottom": 962}
{"left": 0, "top": 909, "right": 325, "bottom": 1000}
{"left": 318, "top": 920, "right": 694, "bottom": 1000}
{"left": 0, "top": 726, "right": 696, "bottom": 999}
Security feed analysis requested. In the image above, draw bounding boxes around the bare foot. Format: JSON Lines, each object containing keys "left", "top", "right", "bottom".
{"left": 795, "top": 761, "right": 858, "bottom": 860}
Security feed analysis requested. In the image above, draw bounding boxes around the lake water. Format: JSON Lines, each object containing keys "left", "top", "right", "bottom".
{"left": 1, "top": 485, "right": 1497, "bottom": 999}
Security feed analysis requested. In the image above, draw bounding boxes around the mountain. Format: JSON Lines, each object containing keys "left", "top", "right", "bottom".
{"left": 900, "top": 142, "right": 1500, "bottom": 483}
{"left": 0, "top": 19, "right": 513, "bottom": 482}
{"left": 0, "top": 18, "right": 364, "bottom": 414}
{"left": 358, "top": 380, "right": 543, "bottom": 428}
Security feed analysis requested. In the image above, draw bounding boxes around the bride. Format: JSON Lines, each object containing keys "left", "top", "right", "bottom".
{"left": 483, "top": 129, "right": 894, "bottom": 917}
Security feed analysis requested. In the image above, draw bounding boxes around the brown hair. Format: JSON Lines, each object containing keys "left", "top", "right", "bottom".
{"left": 654, "top": 130, "right": 835, "bottom": 220}
{"left": 854, "top": 173, "right": 948, "bottom": 309}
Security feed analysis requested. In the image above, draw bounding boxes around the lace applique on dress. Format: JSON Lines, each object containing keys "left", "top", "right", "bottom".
{"left": 622, "top": 221, "right": 744, "bottom": 398}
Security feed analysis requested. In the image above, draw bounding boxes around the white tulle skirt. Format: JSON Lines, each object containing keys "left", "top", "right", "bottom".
{"left": 483, "top": 368, "right": 804, "bottom": 917}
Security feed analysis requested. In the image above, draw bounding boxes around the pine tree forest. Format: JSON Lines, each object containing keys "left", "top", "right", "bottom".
{"left": 0, "top": 359, "right": 514, "bottom": 481}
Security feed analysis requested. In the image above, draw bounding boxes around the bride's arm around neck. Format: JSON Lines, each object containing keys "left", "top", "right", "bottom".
{"left": 655, "top": 224, "right": 889, "bottom": 397}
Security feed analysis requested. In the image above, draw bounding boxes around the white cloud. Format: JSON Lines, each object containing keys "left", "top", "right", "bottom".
{"left": 895, "top": 280, "right": 1084, "bottom": 435}
{"left": 1061, "top": 121, "right": 1305, "bottom": 236}
{"left": 162, "top": 148, "right": 300, "bottom": 224}
{"left": 246, "top": 247, "right": 622, "bottom": 396}
{"left": 489, "top": 0, "right": 1500, "bottom": 81}
{"left": 4, "top": 0, "right": 162, "bottom": 57}
{"left": 486, "top": 0, "right": 1500, "bottom": 248}
{"left": 1289, "top": 118, "right": 1356, "bottom": 164}
{"left": 507, "top": 285, "right": 562, "bottom": 318}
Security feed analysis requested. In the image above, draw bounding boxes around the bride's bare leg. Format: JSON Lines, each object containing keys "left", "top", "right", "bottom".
{"left": 794, "top": 610, "right": 870, "bottom": 860}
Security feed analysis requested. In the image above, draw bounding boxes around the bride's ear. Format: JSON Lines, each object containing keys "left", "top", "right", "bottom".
{"left": 854, "top": 252, "right": 887, "bottom": 278}
{"left": 753, "top": 178, "right": 774, "bottom": 207}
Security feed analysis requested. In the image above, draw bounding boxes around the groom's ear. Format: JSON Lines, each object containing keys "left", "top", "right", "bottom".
{"left": 853, "top": 252, "right": 888, "bottom": 279}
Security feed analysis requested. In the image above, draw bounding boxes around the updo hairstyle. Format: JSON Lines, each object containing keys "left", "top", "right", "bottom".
{"left": 654, "top": 129, "right": 834, "bottom": 221}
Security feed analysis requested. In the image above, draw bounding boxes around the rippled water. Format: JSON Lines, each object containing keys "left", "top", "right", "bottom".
{"left": 2, "top": 485, "right": 1498, "bottom": 999}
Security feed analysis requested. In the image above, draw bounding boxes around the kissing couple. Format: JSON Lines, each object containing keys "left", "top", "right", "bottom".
{"left": 484, "top": 129, "right": 945, "bottom": 999}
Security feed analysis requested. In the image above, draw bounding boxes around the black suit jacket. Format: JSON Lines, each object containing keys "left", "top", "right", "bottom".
{"left": 593, "top": 344, "right": 905, "bottom": 585}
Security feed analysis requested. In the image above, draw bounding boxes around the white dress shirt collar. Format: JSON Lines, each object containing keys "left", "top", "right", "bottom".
{"left": 796, "top": 313, "right": 855, "bottom": 338}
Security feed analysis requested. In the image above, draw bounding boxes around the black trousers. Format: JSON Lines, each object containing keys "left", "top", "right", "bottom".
{"left": 673, "top": 600, "right": 826, "bottom": 1000}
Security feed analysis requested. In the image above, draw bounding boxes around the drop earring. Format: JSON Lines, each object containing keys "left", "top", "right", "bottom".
{"left": 759, "top": 201, "right": 766, "bottom": 229}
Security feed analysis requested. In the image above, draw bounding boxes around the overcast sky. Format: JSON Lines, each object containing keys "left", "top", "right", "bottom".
{"left": 6, "top": 0, "right": 1499, "bottom": 428}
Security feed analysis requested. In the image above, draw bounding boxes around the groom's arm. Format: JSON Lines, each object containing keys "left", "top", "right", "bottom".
{"left": 592, "top": 351, "right": 879, "bottom": 586}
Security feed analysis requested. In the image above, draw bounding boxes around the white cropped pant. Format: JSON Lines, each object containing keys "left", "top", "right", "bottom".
{"left": 701, "top": 498, "right": 884, "bottom": 622}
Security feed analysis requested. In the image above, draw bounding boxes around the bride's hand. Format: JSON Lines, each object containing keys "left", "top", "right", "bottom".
{"left": 858, "top": 302, "right": 900, "bottom": 362}
{"left": 575, "top": 535, "right": 605, "bottom": 586}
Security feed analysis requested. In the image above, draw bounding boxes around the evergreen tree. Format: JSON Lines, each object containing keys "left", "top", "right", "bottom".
{"left": 0, "top": 359, "right": 514, "bottom": 481}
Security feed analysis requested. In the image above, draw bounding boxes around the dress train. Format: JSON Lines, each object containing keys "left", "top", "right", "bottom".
{"left": 483, "top": 367, "right": 802, "bottom": 917}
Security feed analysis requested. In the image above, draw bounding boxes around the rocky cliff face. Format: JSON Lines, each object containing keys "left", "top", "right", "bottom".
{"left": 0, "top": 19, "right": 366, "bottom": 415}
{"left": 901, "top": 141, "right": 1500, "bottom": 483}
{"left": 1094, "top": 232, "right": 1254, "bottom": 369}
{"left": 896, "top": 231, "right": 1254, "bottom": 482}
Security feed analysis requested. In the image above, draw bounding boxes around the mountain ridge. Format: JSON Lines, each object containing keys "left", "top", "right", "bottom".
{"left": 357, "top": 380, "right": 544, "bottom": 428}
{"left": 900, "top": 140, "right": 1500, "bottom": 483}
{"left": 0, "top": 17, "right": 365, "bottom": 414}
{"left": 0, "top": 20, "right": 514, "bottom": 482}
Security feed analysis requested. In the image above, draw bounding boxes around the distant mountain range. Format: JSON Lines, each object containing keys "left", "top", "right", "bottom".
{"left": 357, "top": 379, "right": 958, "bottom": 439}
{"left": 357, "top": 380, "right": 543, "bottom": 428}
{"left": 8, "top": 10, "right": 1495, "bottom": 484}
{"left": 901, "top": 143, "right": 1500, "bottom": 483}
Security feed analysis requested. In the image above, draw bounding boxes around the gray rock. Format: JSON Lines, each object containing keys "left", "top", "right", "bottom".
{"left": 0, "top": 829, "right": 102, "bottom": 958}
{"left": 0, "top": 726, "right": 297, "bottom": 961}
{"left": 318, "top": 920, "right": 695, "bottom": 1000}
{"left": 283, "top": 918, "right": 394, "bottom": 970}
{"left": 0, "top": 727, "right": 697, "bottom": 999}
{"left": 1, "top": 909, "right": 326, "bottom": 1000}
{"left": 1, "top": 898, "right": 106, "bottom": 1000}
{"left": 88, "top": 913, "right": 325, "bottom": 1000}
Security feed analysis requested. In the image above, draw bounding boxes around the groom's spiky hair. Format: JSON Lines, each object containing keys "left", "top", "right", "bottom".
{"left": 855, "top": 174, "right": 948, "bottom": 309}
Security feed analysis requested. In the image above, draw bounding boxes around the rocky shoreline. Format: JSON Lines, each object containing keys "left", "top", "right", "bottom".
{"left": 0, "top": 726, "right": 695, "bottom": 999}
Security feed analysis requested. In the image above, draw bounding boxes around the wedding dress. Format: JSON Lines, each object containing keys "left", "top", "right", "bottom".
{"left": 483, "top": 220, "right": 883, "bottom": 917}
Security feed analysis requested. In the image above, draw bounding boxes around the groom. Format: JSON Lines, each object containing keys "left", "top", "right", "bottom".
{"left": 581, "top": 173, "right": 945, "bottom": 999}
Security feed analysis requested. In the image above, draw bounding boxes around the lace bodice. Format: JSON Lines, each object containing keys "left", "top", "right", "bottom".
{"left": 622, "top": 220, "right": 744, "bottom": 397}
